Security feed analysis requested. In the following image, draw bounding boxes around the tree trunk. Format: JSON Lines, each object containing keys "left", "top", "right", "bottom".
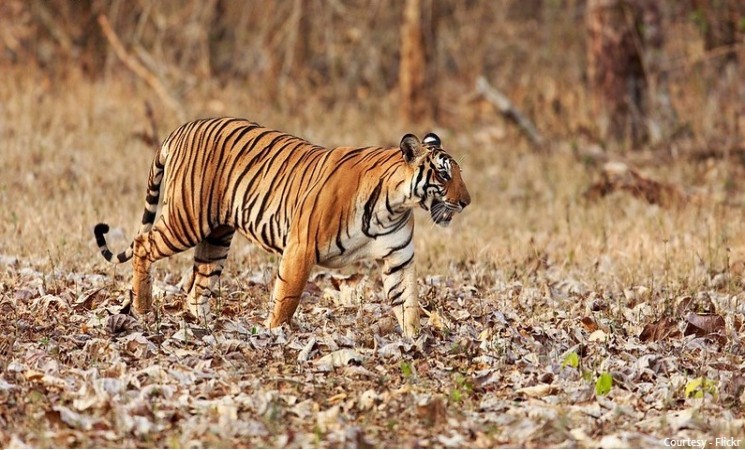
{"left": 691, "top": 0, "right": 744, "bottom": 137}
{"left": 400, "top": 0, "right": 427, "bottom": 124}
{"left": 586, "top": 0, "right": 647, "bottom": 146}
{"left": 637, "top": 1, "right": 678, "bottom": 144}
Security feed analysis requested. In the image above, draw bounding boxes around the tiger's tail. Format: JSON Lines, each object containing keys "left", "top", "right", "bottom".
{"left": 94, "top": 142, "right": 167, "bottom": 264}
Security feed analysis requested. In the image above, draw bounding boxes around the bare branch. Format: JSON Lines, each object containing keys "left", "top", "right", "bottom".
{"left": 475, "top": 76, "right": 544, "bottom": 149}
{"left": 97, "top": 14, "right": 184, "bottom": 121}
{"left": 132, "top": 101, "right": 160, "bottom": 148}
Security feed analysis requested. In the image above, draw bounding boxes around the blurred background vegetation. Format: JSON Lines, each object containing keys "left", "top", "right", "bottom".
{"left": 2, "top": 0, "right": 743, "bottom": 151}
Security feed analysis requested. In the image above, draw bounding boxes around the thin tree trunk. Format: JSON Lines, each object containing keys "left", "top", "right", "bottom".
{"left": 586, "top": 0, "right": 647, "bottom": 146}
{"left": 400, "top": 0, "right": 427, "bottom": 124}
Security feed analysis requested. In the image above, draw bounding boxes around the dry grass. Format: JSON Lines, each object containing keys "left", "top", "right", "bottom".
{"left": 1, "top": 70, "right": 745, "bottom": 447}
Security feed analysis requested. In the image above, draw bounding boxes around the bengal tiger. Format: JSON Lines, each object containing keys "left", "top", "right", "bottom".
{"left": 94, "top": 118, "right": 470, "bottom": 337}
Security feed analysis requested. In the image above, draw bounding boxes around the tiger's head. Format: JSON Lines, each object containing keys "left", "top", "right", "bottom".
{"left": 400, "top": 133, "right": 471, "bottom": 227}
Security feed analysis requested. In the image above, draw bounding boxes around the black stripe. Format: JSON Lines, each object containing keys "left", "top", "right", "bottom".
{"left": 314, "top": 228, "right": 321, "bottom": 263}
{"left": 94, "top": 223, "right": 109, "bottom": 246}
{"left": 382, "top": 232, "right": 413, "bottom": 258}
{"left": 205, "top": 234, "right": 233, "bottom": 247}
{"left": 388, "top": 289, "right": 404, "bottom": 304}
{"left": 141, "top": 210, "right": 156, "bottom": 224}
{"left": 261, "top": 225, "right": 283, "bottom": 254}
{"left": 196, "top": 269, "right": 223, "bottom": 278}
{"left": 384, "top": 253, "right": 414, "bottom": 276}
{"left": 335, "top": 215, "right": 346, "bottom": 254}
{"left": 362, "top": 180, "right": 383, "bottom": 238}
{"left": 413, "top": 167, "right": 424, "bottom": 195}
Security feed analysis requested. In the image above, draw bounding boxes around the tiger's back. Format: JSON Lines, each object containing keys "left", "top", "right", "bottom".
{"left": 159, "top": 118, "right": 322, "bottom": 255}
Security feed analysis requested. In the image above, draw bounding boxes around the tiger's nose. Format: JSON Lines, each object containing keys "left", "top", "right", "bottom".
{"left": 459, "top": 194, "right": 471, "bottom": 209}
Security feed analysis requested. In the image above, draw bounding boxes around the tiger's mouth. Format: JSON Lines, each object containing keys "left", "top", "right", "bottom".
{"left": 430, "top": 199, "right": 461, "bottom": 227}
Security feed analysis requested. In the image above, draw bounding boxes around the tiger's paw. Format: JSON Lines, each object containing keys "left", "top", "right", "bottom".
{"left": 125, "top": 290, "right": 152, "bottom": 317}
{"left": 399, "top": 308, "right": 421, "bottom": 338}
{"left": 265, "top": 315, "right": 285, "bottom": 330}
{"left": 402, "top": 322, "right": 420, "bottom": 338}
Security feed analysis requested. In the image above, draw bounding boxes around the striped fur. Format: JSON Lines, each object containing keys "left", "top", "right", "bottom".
{"left": 94, "top": 118, "right": 470, "bottom": 336}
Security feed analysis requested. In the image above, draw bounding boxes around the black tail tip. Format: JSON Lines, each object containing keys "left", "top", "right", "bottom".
{"left": 94, "top": 223, "right": 110, "bottom": 237}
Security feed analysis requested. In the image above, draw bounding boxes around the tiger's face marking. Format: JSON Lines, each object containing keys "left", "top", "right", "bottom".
{"left": 400, "top": 133, "right": 471, "bottom": 227}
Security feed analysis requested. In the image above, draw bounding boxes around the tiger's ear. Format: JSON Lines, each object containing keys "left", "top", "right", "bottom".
{"left": 423, "top": 132, "right": 441, "bottom": 147}
{"left": 400, "top": 133, "right": 424, "bottom": 163}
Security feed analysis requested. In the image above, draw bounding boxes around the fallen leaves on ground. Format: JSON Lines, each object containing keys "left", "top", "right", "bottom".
{"left": 584, "top": 161, "right": 694, "bottom": 208}
{"left": 0, "top": 258, "right": 744, "bottom": 448}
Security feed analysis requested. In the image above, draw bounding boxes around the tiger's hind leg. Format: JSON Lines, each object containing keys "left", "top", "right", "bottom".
{"left": 131, "top": 211, "right": 200, "bottom": 316}
{"left": 185, "top": 226, "right": 235, "bottom": 321}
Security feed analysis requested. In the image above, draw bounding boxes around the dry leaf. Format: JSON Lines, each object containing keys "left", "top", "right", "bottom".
{"left": 328, "top": 393, "right": 347, "bottom": 404}
{"left": 107, "top": 314, "right": 136, "bottom": 334}
{"left": 297, "top": 337, "right": 317, "bottom": 363}
{"left": 581, "top": 316, "right": 599, "bottom": 332}
{"left": 515, "top": 384, "right": 559, "bottom": 398}
{"left": 371, "top": 316, "right": 397, "bottom": 336}
{"left": 74, "top": 288, "right": 103, "bottom": 310}
{"left": 639, "top": 318, "right": 681, "bottom": 342}
{"left": 684, "top": 313, "right": 726, "bottom": 346}
{"left": 588, "top": 329, "right": 608, "bottom": 342}
{"left": 438, "top": 432, "right": 465, "bottom": 448}
{"left": 330, "top": 273, "right": 364, "bottom": 290}
{"left": 315, "top": 349, "right": 363, "bottom": 370}
{"left": 51, "top": 405, "right": 97, "bottom": 431}
{"left": 24, "top": 369, "right": 44, "bottom": 381}
{"left": 416, "top": 394, "right": 447, "bottom": 426}
{"left": 684, "top": 313, "right": 725, "bottom": 336}
{"left": 428, "top": 311, "right": 446, "bottom": 331}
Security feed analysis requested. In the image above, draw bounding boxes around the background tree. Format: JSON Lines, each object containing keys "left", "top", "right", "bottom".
{"left": 399, "top": 0, "right": 428, "bottom": 124}
{"left": 1, "top": 1, "right": 742, "bottom": 145}
{"left": 585, "top": 0, "right": 656, "bottom": 146}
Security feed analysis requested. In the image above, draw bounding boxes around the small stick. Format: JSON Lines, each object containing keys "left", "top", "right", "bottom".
{"left": 132, "top": 102, "right": 161, "bottom": 148}
{"left": 145, "top": 101, "right": 159, "bottom": 146}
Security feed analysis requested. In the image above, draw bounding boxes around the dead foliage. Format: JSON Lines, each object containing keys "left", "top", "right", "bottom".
{"left": 584, "top": 161, "right": 694, "bottom": 207}
{"left": 684, "top": 313, "right": 727, "bottom": 347}
{"left": 1, "top": 257, "right": 744, "bottom": 448}
{"left": 640, "top": 318, "right": 682, "bottom": 343}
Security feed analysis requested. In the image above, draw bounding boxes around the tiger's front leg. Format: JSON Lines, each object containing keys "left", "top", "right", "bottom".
{"left": 265, "top": 244, "right": 314, "bottom": 329}
{"left": 381, "top": 242, "right": 420, "bottom": 338}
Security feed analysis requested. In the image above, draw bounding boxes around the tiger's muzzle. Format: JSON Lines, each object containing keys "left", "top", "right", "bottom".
{"left": 430, "top": 199, "right": 466, "bottom": 227}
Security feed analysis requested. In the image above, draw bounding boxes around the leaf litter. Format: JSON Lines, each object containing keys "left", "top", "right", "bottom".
{"left": 0, "top": 258, "right": 744, "bottom": 448}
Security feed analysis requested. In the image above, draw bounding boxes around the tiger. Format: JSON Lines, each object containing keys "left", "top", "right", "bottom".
{"left": 93, "top": 118, "right": 470, "bottom": 337}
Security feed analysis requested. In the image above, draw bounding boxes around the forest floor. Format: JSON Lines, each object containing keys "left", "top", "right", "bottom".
{"left": 1, "top": 73, "right": 744, "bottom": 448}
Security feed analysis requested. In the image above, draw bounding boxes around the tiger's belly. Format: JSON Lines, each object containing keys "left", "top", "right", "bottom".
{"left": 317, "top": 223, "right": 413, "bottom": 269}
